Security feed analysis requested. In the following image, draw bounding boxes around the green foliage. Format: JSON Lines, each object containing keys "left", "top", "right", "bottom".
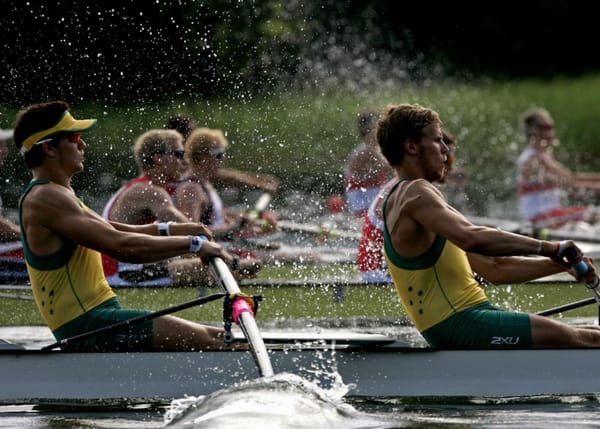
{"left": 2, "top": 73, "right": 600, "bottom": 217}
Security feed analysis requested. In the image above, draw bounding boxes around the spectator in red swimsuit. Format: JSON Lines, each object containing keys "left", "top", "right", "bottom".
{"left": 343, "top": 110, "right": 394, "bottom": 217}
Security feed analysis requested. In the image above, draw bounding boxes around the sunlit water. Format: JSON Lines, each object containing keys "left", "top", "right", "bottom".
{"left": 4, "top": 382, "right": 600, "bottom": 428}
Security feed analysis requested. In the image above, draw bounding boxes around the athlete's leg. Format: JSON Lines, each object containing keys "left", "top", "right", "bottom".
{"left": 530, "top": 313, "right": 600, "bottom": 347}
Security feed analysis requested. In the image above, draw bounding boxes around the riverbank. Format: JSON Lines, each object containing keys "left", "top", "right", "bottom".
{"left": 3, "top": 73, "right": 600, "bottom": 219}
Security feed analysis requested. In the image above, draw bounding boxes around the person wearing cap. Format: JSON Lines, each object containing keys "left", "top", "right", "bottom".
{"left": 14, "top": 100, "right": 243, "bottom": 352}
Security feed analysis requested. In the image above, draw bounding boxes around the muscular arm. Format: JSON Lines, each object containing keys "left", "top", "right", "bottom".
{"left": 110, "top": 182, "right": 188, "bottom": 224}
{"left": 215, "top": 168, "right": 280, "bottom": 193}
{"left": 467, "top": 253, "right": 566, "bottom": 284}
{"left": 21, "top": 184, "right": 225, "bottom": 263}
{"left": 109, "top": 220, "right": 213, "bottom": 240}
{"left": 391, "top": 179, "right": 556, "bottom": 258}
{"left": 175, "top": 181, "right": 207, "bottom": 223}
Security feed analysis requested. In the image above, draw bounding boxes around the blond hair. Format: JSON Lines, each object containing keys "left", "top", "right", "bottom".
{"left": 133, "top": 129, "right": 183, "bottom": 172}
{"left": 184, "top": 127, "right": 228, "bottom": 162}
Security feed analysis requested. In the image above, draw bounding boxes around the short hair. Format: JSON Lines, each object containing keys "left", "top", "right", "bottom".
{"left": 357, "top": 110, "right": 380, "bottom": 138}
{"left": 133, "top": 129, "right": 183, "bottom": 172}
{"left": 184, "top": 127, "right": 228, "bottom": 163}
{"left": 165, "top": 115, "right": 196, "bottom": 140}
{"left": 376, "top": 103, "right": 442, "bottom": 166}
{"left": 14, "top": 101, "right": 70, "bottom": 168}
{"left": 519, "top": 108, "right": 553, "bottom": 139}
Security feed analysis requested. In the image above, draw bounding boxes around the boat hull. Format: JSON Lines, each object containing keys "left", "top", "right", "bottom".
{"left": 4, "top": 341, "right": 600, "bottom": 404}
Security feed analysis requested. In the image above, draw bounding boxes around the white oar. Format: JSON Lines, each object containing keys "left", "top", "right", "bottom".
{"left": 208, "top": 257, "right": 274, "bottom": 377}
{"left": 252, "top": 192, "right": 272, "bottom": 215}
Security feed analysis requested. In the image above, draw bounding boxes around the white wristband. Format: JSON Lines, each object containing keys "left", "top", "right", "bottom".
{"left": 158, "top": 222, "right": 172, "bottom": 236}
{"left": 189, "top": 235, "right": 208, "bottom": 253}
{"left": 557, "top": 240, "right": 569, "bottom": 257}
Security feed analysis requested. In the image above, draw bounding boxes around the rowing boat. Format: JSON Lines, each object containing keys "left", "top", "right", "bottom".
{"left": 3, "top": 330, "right": 600, "bottom": 405}
{"left": 467, "top": 214, "right": 600, "bottom": 243}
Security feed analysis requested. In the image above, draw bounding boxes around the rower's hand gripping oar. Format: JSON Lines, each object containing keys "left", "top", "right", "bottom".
{"left": 562, "top": 245, "right": 600, "bottom": 303}
{"left": 208, "top": 255, "right": 274, "bottom": 377}
{"left": 536, "top": 243, "right": 600, "bottom": 317}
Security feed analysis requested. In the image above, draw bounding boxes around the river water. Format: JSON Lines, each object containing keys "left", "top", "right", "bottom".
{"left": 4, "top": 368, "right": 600, "bottom": 429}
{"left": 3, "top": 325, "right": 600, "bottom": 428}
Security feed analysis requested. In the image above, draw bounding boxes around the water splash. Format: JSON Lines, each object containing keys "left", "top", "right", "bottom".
{"left": 163, "top": 373, "right": 389, "bottom": 428}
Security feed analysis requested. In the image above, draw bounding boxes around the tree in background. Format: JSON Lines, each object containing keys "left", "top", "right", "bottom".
{"left": 1, "top": 0, "right": 598, "bottom": 104}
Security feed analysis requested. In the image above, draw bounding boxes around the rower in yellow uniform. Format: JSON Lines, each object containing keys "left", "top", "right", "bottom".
{"left": 377, "top": 103, "right": 600, "bottom": 348}
{"left": 14, "top": 100, "right": 242, "bottom": 352}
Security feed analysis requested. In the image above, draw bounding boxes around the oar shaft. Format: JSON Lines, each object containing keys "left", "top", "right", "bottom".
{"left": 277, "top": 220, "right": 361, "bottom": 240}
{"left": 42, "top": 292, "right": 226, "bottom": 351}
{"left": 209, "top": 257, "right": 274, "bottom": 377}
{"left": 536, "top": 297, "right": 597, "bottom": 317}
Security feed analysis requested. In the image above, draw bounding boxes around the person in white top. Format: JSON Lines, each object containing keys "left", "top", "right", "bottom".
{"left": 516, "top": 108, "right": 600, "bottom": 229}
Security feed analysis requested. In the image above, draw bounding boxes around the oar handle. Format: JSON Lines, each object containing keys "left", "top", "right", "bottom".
{"left": 562, "top": 247, "right": 600, "bottom": 304}
{"left": 563, "top": 246, "right": 600, "bottom": 288}
{"left": 572, "top": 261, "right": 600, "bottom": 290}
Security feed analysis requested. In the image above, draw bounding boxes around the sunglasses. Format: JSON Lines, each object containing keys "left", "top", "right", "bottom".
{"left": 157, "top": 149, "right": 185, "bottom": 159}
{"left": 68, "top": 132, "right": 82, "bottom": 143}
{"left": 207, "top": 148, "right": 226, "bottom": 160}
{"left": 538, "top": 123, "right": 554, "bottom": 131}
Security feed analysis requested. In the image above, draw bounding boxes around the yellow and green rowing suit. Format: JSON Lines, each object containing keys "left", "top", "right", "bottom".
{"left": 382, "top": 179, "right": 532, "bottom": 348}
{"left": 19, "top": 180, "right": 152, "bottom": 351}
